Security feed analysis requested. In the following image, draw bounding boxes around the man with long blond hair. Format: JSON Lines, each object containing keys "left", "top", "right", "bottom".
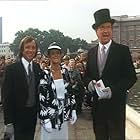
{"left": 2, "top": 36, "right": 41, "bottom": 140}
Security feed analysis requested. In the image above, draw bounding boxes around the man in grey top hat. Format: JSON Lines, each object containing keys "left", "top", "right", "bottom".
{"left": 85, "top": 8, "right": 137, "bottom": 140}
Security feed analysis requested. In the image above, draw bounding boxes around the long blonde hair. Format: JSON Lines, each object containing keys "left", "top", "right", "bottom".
{"left": 18, "top": 36, "right": 38, "bottom": 58}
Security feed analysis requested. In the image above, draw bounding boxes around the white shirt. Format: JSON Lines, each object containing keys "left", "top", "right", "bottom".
{"left": 21, "top": 57, "right": 33, "bottom": 75}
{"left": 98, "top": 40, "right": 112, "bottom": 76}
{"left": 99, "top": 39, "right": 112, "bottom": 54}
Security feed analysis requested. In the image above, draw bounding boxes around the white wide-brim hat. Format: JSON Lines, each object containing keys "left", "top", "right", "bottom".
{"left": 48, "top": 45, "right": 61, "bottom": 50}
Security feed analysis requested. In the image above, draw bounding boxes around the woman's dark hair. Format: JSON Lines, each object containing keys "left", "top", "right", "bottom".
{"left": 18, "top": 36, "right": 38, "bottom": 58}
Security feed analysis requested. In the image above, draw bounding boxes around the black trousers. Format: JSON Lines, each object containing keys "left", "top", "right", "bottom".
{"left": 92, "top": 104, "right": 126, "bottom": 140}
{"left": 14, "top": 106, "right": 37, "bottom": 140}
{"left": 93, "top": 118, "right": 125, "bottom": 140}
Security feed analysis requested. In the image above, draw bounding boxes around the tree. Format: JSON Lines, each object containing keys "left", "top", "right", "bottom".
{"left": 10, "top": 28, "right": 89, "bottom": 57}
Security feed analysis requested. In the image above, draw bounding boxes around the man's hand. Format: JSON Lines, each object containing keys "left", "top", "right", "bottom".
{"left": 88, "top": 80, "right": 96, "bottom": 92}
{"left": 98, "top": 87, "right": 112, "bottom": 100}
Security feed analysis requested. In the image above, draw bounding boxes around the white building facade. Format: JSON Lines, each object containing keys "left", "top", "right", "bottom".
{"left": 0, "top": 43, "right": 15, "bottom": 59}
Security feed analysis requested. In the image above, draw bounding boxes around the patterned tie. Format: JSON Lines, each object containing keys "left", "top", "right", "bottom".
{"left": 28, "top": 63, "right": 32, "bottom": 82}
{"left": 101, "top": 45, "right": 106, "bottom": 65}
{"left": 99, "top": 46, "right": 106, "bottom": 76}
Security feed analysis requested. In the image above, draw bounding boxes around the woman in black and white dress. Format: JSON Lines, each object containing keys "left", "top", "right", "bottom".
{"left": 38, "top": 42, "right": 77, "bottom": 140}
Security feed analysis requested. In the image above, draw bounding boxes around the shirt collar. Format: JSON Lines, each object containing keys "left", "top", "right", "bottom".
{"left": 99, "top": 40, "right": 112, "bottom": 53}
{"left": 21, "top": 57, "right": 33, "bottom": 72}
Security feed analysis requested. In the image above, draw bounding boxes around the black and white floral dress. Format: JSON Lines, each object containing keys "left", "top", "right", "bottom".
{"left": 38, "top": 67, "right": 76, "bottom": 140}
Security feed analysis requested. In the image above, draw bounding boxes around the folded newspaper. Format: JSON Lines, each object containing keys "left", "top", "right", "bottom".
{"left": 94, "top": 79, "right": 105, "bottom": 97}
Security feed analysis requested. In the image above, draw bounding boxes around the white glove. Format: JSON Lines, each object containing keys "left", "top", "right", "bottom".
{"left": 4, "top": 123, "right": 14, "bottom": 139}
{"left": 88, "top": 80, "right": 96, "bottom": 92}
{"left": 98, "top": 87, "right": 112, "bottom": 100}
{"left": 70, "top": 110, "right": 77, "bottom": 125}
{"left": 43, "top": 119, "right": 52, "bottom": 133}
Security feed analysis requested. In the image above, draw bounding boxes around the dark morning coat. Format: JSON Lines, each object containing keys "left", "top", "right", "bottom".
{"left": 2, "top": 60, "right": 41, "bottom": 125}
{"left": 85, "top": 41, "right": 137, "bottom": 127}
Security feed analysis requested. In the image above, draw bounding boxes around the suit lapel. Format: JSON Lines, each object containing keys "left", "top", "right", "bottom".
{"left": 33, "top": 62, "right": 41, "bottom": 87}
{"left": 94, "top": 45, "right": 100, "bottom": 78}
{"left": 17, "top": 61, "right": 29, "bottom": 88}
{"left": 102, "top": 41, "right": 115, "bottom": 76}
{"left": 33, "top": 62, "right": 38, "bottom": 84}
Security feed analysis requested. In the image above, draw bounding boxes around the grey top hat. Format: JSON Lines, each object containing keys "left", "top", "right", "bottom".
{"left": 92, "top": 8, "right": 115, "bottom": 30}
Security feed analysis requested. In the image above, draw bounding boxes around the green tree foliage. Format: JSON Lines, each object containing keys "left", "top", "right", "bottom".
{"left": 10, "top": 28, "right": 89, "bottom": 56}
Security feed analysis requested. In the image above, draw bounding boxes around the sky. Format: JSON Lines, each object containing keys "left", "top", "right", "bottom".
{"left": 0, "top": 0, "right": 140, "bottom": 43}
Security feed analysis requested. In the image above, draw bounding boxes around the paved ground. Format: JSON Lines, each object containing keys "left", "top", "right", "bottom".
{"left": 68, "top": 108, "right": 95, "bottom": 140}
{"left": 0, "top": 106, "right": 95, "bottom": 140}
